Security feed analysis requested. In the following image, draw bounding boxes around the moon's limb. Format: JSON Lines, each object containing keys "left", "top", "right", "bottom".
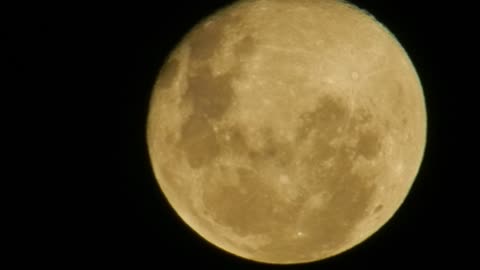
{"left": 147, "top": 0, "right": 426, "bottom": 264}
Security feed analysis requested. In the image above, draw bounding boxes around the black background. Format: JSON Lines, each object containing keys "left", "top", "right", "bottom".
{"left": 4, "top": 0, "right": 469, "bottom": 267}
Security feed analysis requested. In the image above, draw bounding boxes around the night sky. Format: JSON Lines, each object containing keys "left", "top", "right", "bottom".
{"left": 4, "top": 0, "right": 467, "bottom": 267}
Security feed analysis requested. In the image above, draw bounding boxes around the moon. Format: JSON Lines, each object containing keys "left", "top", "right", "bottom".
{"left": 147, "top": 0, "right": 426, "bottom": 264}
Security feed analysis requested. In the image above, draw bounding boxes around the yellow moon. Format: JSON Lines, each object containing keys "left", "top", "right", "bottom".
{"left": 147, "top": 0, "right": 426, "bottom": 264}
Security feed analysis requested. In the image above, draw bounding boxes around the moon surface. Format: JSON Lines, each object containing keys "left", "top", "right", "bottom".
{"left": 147, "top": 0, "right": 426, "bottom": 264}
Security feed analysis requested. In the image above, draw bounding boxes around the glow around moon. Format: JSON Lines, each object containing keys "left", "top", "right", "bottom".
{"left": 147, "top": 0, "right": 426, "bottom": 264}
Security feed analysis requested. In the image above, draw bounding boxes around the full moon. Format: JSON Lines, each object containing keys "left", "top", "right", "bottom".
{"left": 147, "top": 0, "right": 426, "bottom": 264}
